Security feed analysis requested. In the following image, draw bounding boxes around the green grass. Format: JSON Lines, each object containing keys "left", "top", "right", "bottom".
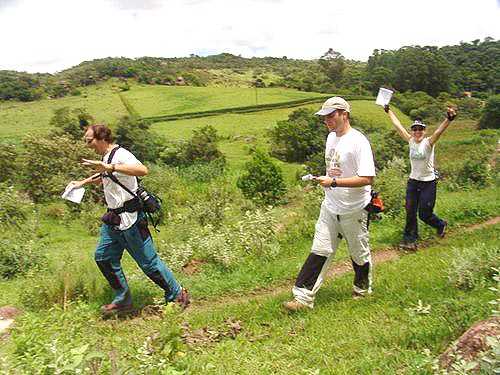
{"left": 121, "top": 85, "right": 329, "bottom": 118}
{"left": 0, "top": 82, "right": 128, "bottom": 141}
{"left": 152, "top": 100, "right": 409, "bottom": 172}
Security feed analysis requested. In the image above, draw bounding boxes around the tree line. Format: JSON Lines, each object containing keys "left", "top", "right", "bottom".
{"left": 0, "top": 38, "right": 498, "bottom": 103}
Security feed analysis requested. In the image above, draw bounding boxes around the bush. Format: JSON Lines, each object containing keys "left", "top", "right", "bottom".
{"left": 447, "top": 243, "right": 499, "bottom": 290}
{"left": 456, "top": 152, "right": 493, "bottom": 188}
{"left": 0, "top": 183, "right": 33, "bottom": 227}
{"left": 50, "top": 107, "right": 93, "bottom": 140}
{"left": 237, "top": 150, "right": 287, "bottom": 205}
{"left": 161, "top": 208, "right": 279, "bottom": 269}
{"left": 269, "top": 108, "right": 327, "bottom": 163}
{"left": 0, "top": 143, "right": 18, "bottom": 183}
{"left": 479, "top": 94, "right": 500, "bottom": 129}
{"left": 0, "top": 224, "right": 46, "bottom": 279}
{"left": 373, "top": 157, "right": 407, "bottom": 216}
{"left": 115, "top": 115, "right": 165, "bottom": 163}
{"left": 19, "top": 134, "right": 99, "bottom": 203}
{"left": 160, "top": 125, "right": 226, "bottom": 168}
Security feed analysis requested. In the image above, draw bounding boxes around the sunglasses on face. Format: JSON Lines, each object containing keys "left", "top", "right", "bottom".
{"left": 84, "top": 137, "right": 94, "bottom": 144}
{"left": 411, "top": 126, "right": 425, "bottom": 132}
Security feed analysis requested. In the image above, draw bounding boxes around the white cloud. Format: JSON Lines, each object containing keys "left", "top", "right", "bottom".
{"left": 0, "top": 0, "right": 498, "bottom": 73}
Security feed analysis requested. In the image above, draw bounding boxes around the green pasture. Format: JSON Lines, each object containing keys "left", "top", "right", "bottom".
{"left": 0, "top": 83, "right": 128, "bottom": 140}
{"left": 121, "top": 85, "right": 329, "bottom": 118}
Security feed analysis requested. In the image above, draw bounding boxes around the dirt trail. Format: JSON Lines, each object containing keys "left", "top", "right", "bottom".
{"left": 188, "top": 216, "right": 500, "bottom": 312}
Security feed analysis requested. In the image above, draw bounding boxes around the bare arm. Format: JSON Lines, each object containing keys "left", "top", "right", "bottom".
{"left": 316, "top": 175, "right": 374, "bottom": 188}
{"left": 81, "top": 159, "right": 148, "bottom": 176}
{"left": 68, "top": 173, "right": 102, "bottom": 189}
{"left": 385, "top": 106, "right": 411, "bottom": 142}
{"left": 429, "top": 107, "right": 457, "bottom": 146}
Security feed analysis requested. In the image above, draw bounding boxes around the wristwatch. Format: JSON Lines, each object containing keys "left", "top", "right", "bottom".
{"left": 330, "top": 177, "right": 337, "bottom": 188}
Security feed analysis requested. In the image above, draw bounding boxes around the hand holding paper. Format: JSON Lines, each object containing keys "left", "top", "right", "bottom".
{"left": 62, "top": 182, "right": 85, "bottom": 204}
{"left": 376, "top": 88, "right": 393, "bottom": 107}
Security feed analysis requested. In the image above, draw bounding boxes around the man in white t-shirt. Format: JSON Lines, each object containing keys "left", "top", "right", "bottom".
{"left": 69, "top": 124, "right": 189, "bottom": 316}
{"left": 284, "top": 97, "right": 376, "bottom": 311}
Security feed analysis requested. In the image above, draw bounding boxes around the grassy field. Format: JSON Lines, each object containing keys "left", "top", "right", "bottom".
{"left": 0, "top": 84, "right": 329, "bottom": 141}
{"left": 0, "top": 82, "right": 128, "bottom": 141}
{"left": 121, "top": 85, "right": 329, "bottom": 118}
{"left": 0, "top": 84, "right": 498, "bottom": 373}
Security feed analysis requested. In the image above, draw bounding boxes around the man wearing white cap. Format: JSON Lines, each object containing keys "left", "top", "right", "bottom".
{"left": 284, "top": 97, "right": 376, "bottom": 311}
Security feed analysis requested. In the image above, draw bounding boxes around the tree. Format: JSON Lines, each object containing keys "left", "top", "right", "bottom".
{"left": 479, "top": 94, "right": 500, "bottom": 129}
{"left": 269, "top": 108, "right": 327, "bottom": 162}
{"left": 318, "top": 49, "right": 346, "bottom": 83}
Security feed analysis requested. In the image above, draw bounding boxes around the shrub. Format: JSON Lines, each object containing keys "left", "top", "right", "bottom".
{"left": 160, "top": 125, "right": 225, "bottom": 168}
{"left": 0, "top": 143, "right": 18, "bottom": 183}
{"left": 269, "top": 108, "right": 327, "bottom": 163}
{"left": 456, "top": 152, "right": 493, "bottom": 188}
{"left": 162, "top": 207, "right": 279, "bottom": 269}
{"left": 479, "top": 94, "right": 500, "bottom": 129}
{"left": 19, "top": 134, "right": 100, "bottom": 203}
{"left": 50, "top": 107, "right": 93, "bottom": 140}
{"left": 237, "top": 149, "right": 287, "bottom": 205}
{"left": 0, "top": 183, "right": 33, "bottom": 227}
{"left": 115, "top": 116, "right": 165, "bottom": 163}
{"left": 447, "top": 243, "right": 499, "bottom": 290}
{"left": 0, "top": 226, "right": 46, "bottom": 279}
{"left": 373, "top": 157, "right": 407, "bottom": 216}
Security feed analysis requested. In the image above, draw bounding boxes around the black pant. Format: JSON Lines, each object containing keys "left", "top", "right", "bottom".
{"left": 403, "top": 179, "right": 445, "bottom": 243}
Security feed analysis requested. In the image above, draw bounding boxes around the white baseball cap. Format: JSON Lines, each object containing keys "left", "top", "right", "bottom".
{"left": 315, "top": 96, "right": 351, "bottom": 116}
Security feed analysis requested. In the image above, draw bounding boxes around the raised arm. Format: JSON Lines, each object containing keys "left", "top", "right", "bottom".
{"left": 384, "top": 105, "right": 411, "bottom": 142}
{"left": 429, "top": 107, "right": 457, "bottom": 146}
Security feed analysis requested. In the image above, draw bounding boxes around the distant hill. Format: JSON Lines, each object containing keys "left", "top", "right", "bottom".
{"left": 0, "top": 38, "right": 498, "bottom": 103}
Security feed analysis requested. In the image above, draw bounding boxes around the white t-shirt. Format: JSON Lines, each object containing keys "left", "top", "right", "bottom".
{"left": 323, "top": 128, "right": 376, "bottom": 215}
{"left": 102, "top": 146, "right": 141, "bottom": 230}
{"left": 409, "top": 137, "right": 436, "bottom": 181}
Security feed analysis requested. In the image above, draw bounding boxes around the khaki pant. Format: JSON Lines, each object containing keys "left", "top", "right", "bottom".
{"left": 293, "top": 202, "right": 372, "bottom": 307}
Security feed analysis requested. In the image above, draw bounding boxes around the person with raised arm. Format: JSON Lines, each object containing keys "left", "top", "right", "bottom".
{"left": 384, "top": 105, "right": 457, "bottom": 250}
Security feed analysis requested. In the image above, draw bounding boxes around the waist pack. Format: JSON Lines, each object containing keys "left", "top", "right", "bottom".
{"left": 365, "top": 190, "right": 385, "bottom": 214}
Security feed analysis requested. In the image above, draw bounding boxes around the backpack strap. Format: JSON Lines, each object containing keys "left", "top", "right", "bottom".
{"left": 102, "top": 146, "right": 138, "bottom": 199}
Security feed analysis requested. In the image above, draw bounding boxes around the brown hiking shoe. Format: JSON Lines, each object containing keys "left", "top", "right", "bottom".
{"left": 283, "top": 299, "right": 311, "bottom": 312}
{"left": 174, "top": 288, "right": 190, "bottom": 310}
{"left": 100, "top": 303, "right": 133, "bottom": 317}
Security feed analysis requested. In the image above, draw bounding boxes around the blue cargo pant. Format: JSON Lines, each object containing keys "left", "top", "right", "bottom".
{"left": 94, "top": 216, "right": 181, "bottom": 306}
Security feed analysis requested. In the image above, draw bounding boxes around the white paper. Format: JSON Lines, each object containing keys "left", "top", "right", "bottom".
{"left": 61, "top": 184, "right": 85, "bottom": 203}
{"left": 375, "top": 87, "right": 393, "bottom": 106}
{"left": 301, "top": 174, "right": 316, "bottom": 181}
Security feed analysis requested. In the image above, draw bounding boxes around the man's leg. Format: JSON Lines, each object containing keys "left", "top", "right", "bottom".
{"left": 289, "top": 203, "right": 341, "bottom": 308}
{"left": 94, "top": 224, "right": 132, "bottom": 307}
{"left": 340, "top": 210, "right": 372, "bottom": 296}
{"left": 123, "top": 219, "right": 182, "bottom": 303}
{"left": 403, "top": 179, "right": 419, "bottom": 244}
{"left": 418, "top": 180, "right": 446, "bottom": 232}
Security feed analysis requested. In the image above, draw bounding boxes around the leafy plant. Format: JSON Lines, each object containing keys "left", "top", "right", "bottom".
{"left": 237, "top": 149, "right": 287, "bottom": 205}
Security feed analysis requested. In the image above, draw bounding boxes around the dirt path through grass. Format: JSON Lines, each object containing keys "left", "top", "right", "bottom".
{"left": 188, "top": 216, "right": 500, "bottom": 313}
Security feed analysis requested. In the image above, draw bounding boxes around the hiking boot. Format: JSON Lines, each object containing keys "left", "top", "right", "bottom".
{"left": 100, "top": 303, "right": 133, "bottom": 317}
{"left": 283, "top": 299, "right": 310, "bottom": 312}
{"left": 437, "top": 221, "right": 447, "bottom": 238}
{"left": 174, "top": 288, "right": 190, "bottom": 310}
{"left": 399, "top": 241, "right": 417, "bottom": 251}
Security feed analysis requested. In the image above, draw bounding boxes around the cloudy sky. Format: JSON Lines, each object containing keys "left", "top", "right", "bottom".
{"left": 1, "top": 0, "right": 499, "bottom": 73}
